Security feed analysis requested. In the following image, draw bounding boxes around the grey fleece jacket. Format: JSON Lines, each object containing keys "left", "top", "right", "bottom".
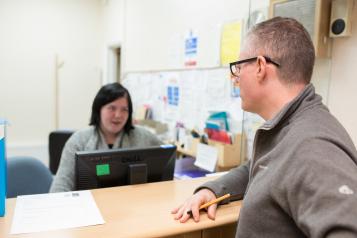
{"left": 200, "top": 84, "right": 357, "bottom": 238}
{"left": 50, "top": 126, "right": 162, "bottom": 193}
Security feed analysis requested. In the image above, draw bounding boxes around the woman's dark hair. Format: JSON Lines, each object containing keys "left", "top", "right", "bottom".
{"left": 89, "top": 82, "right": 134, "bottom": 134}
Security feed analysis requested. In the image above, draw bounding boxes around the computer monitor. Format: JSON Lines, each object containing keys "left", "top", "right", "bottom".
{"left": 75, "top": 144, "right": 176, "bottom": 190}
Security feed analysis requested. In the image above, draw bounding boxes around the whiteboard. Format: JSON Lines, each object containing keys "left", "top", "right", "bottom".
{"left": 122, "top": 68, "right": 244, "bottom": 140}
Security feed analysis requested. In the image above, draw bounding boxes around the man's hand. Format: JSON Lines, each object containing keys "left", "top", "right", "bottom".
{"left": 171, "top": 189, "right": 217, "bottom": 223}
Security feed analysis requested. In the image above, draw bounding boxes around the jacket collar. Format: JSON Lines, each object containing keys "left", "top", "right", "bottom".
{"left": 261, "top": 83, "right": 322, "bottom": 130}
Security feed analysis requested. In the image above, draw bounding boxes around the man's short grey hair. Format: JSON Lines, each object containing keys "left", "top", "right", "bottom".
{"left": 245, "top": 17, "right": 315, "bottom": 84}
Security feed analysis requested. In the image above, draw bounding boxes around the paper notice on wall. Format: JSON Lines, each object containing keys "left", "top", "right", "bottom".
{"left": 178, "top": 70, "right": 203, "bottom": 129}
{"left": 204, "top": 69, "right": 230, "bottom": 110}
{"left": 161, "top": 72, "right": 180, "bottom": 123}
{"left": 221, "top": 20, "right": 242, "bottom": 65}
{"left": 184, "top": 30, "right": 198, "bottom": 67}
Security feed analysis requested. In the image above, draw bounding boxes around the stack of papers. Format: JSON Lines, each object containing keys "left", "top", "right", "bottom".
{"left": 11, "top": 190, "right": 105, "bottom": 234}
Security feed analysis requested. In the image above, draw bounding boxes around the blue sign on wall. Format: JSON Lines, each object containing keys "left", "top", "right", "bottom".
{"left": 167, "top": 86, "right": 179, "bottom": 106}
{"left": 184, "top": 30, "right": 198, "bottom": 66}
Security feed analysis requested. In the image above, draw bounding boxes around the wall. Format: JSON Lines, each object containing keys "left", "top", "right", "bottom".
{"left": 329, "top": 3, "right": 357, "bottom": 145}
{"left": 100, "top": 0, "right": 125, "bottom": 83}
{"left": 1, "top": 0, "right": 357, "bottom": 165}
{"left": 121, "top": 0, "right": 337, "bottom": 160}
{"left": 121, "top": 0, "right": 252, "bottom": 160}
{"left": 123, "top": 0, "right": 250, "bottom": 71}
{"left": 121, "top": 0, "right": 357, "bottom": 147}
{"left": 0, "top": 0, "right": 103, "bottom": 163}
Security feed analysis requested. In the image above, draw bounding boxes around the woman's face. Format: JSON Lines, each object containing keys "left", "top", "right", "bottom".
{"left": 99, "top": 96, "right": 129, "bottom": 137}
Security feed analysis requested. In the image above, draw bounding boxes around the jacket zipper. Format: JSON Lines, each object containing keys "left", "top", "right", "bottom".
{"left": 246, "top": 125, "right": 271, "bottom": 192}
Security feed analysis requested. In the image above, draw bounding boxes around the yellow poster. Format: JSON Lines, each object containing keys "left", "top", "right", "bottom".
{"left": 221, "top": 21, "right": 242, "bottom": 66}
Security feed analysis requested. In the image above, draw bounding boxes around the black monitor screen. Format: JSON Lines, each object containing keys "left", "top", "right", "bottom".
{"left": 75, "top": 144, "right": 176, "bottom": 190}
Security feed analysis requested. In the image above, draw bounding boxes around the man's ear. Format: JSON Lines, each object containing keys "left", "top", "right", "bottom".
{"left": 256, "top": 56, "right": 267, "bottom": 83}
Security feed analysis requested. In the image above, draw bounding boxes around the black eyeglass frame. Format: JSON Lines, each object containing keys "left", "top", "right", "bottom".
{"left": 229, "top": 56, "right": 280, "bottom": 77}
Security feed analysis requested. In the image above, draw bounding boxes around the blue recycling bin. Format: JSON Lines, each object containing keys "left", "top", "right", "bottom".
{"left": 0, "top": 119, "right": 6, "bottom": 217}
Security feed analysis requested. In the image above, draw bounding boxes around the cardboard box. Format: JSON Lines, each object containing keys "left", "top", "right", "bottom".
{"left": 176, "top": 134, "right": 246, "bottom": 170}
{"left": 208, "top": 134, "right": 245, "bottom": 168}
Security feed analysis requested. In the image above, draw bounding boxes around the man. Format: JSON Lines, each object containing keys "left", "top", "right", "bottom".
{"left": 172, "top": 17, "right": 357, "bottom": 238}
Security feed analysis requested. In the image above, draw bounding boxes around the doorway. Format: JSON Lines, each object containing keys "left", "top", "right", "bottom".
{"left": 108, "top": 45, "right": 121, "bottom": 83}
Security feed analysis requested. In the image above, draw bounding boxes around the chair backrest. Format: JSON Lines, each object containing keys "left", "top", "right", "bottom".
{"left": 49, "top": 130, "right": 74, "bottom": 174}
{"left": 6, "top": 156, "right": 53, "bottom": 198}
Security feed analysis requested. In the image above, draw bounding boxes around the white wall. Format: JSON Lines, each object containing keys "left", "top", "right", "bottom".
{"left": 329, "top": 4, "right": 357, "bottom": 145}
{"left": 0, "top": 0, "right": 103, "bottom": 163}
{"left": 123, "top": 0, "right": 250, "bottom": 71}
{"left": 100, "top": 0, "right": 125, "bottom": 83}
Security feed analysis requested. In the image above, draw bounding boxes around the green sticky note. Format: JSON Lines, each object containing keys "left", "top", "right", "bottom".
{"left": 96, "top": 164, "right": 110, "bottom": 176}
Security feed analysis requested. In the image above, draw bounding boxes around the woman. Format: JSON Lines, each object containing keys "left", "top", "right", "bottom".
{"left": 50, "top": 83, "right": 162, "bottom": 192}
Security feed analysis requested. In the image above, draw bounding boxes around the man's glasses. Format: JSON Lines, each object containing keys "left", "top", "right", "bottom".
{"left": 229, "top": 56, "right": 280, "bottom": 77}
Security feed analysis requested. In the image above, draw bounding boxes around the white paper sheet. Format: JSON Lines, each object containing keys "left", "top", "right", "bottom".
{"left": 204, "top": 69, "right": 230, "bottom": 110}
{"left": 10, "top": 190, "right": 105, "bottom": 234}
{"left": 205, "top": 171, "right": 229, "bottom": 177}
{"left": 194, "top": 143, "right": 218, "bottom": 172}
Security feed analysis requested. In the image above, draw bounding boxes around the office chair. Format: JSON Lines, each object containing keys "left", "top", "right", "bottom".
{"left": 6, "top": 156, "right": 53, "bottom": 198}
{"left": 49, "top": 130, "right": 74, "bottom": 174}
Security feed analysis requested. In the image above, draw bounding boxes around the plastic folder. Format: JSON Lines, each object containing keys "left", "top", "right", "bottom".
{"left": 0, "top": 119, "right": 6, "bottom": 217}
{"left": 207, "top": 111, "right": 229, "bottom": 131}
{"left": 205, "top": 128, "right": 231, "bottom": 144}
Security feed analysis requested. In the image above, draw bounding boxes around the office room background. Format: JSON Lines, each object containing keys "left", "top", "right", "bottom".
{"left": 0, "top": 0, "right": 356, "bottom": 166}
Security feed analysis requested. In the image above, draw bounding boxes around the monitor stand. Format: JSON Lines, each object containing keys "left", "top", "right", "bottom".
{"left": 128, "top": 164, "right": 148, "bottom": 185}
